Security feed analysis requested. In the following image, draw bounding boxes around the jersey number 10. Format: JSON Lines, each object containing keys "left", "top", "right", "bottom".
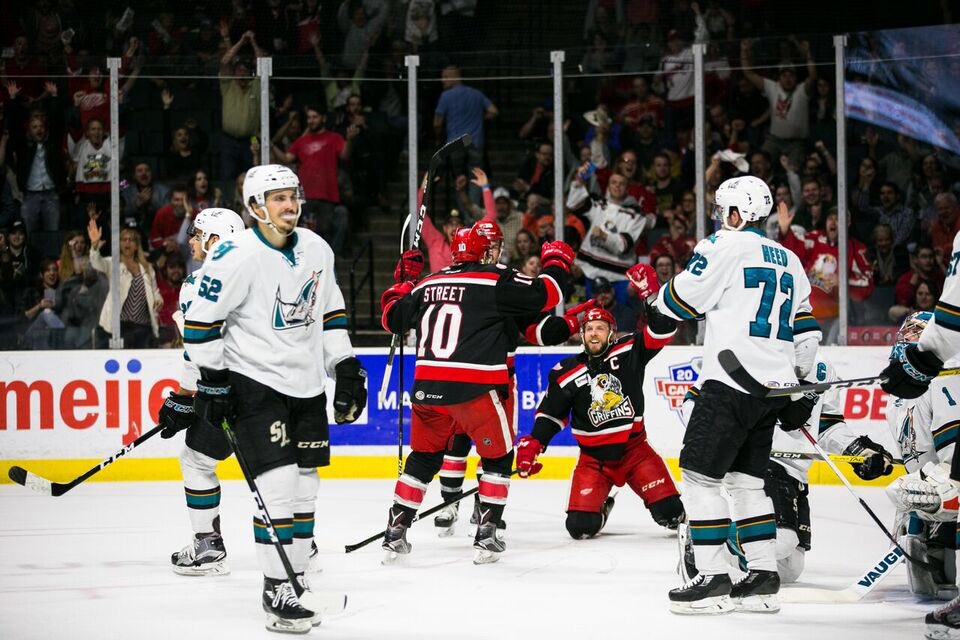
{"left": 743, "top": 267, "right": 794, "bottom": 341}
{"left": 418, "top": 303, "right": 463, "bottom": 359}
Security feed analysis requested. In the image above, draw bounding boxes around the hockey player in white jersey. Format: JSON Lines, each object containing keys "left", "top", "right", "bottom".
{"left": 159, "top": 208, "right": 245, "bottom": 576}
{"left": 183, "top": 165, "right": 367, "bottom": 634}
{"left": 655, "top": 177, "right": 822, "bottom": 615}
{"left": 883, "top": 313, "right": 960, "bottom": 603}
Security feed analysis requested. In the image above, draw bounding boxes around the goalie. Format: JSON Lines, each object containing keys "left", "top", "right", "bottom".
{"left": 884, "top": 311, "right": 960, "bottom": 601}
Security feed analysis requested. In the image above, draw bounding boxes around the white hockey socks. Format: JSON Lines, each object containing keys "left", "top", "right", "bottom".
{"left": 683, "top": 470, "right": 731, "bottom": 575}
{"left": 179, "top": 446, "right": 222, "bottom": 535}
{"left": 254, "top": 464, "right": 298, "bottom": 580}
{"left": 724, "top": 472, "right": 777, "bottom": 572}
{"left": 292, "top": 468, "right": 320, "bottom": 574}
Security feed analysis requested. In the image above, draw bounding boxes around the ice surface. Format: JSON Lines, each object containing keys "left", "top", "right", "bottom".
{"left": 0, "top": 479, "right": 930, "bottom": 639}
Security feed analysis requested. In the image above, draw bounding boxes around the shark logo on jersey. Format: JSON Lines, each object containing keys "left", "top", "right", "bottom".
{"left": 273, "top": 271, "right": 321, "bottom": 330}
{"left": 896, "top": 402, "right": 923, "bottom": 467}
{"left": 587, "top": 373, "right": 634, "bottom": 426}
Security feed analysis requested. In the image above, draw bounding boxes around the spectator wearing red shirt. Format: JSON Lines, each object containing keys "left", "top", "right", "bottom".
{"left": 618, "top": 76, "right": 665, "bottom": 129}
{"left": 149, "top": 186, "right": 190, "bottom": 253}
{"left": 894, "top": 243, "right": 945, "bottom": 307}
{"left": 649, "top": 212, "right": 696, "bottom": 269}
{"left": 273, "top": 105, "right": 359, "bottom": 255}
{"left": 777, "top": 205, "right": 874, "bottom": 343}
{"left": 156, "top": 252, "right": 186, "bottom": 346}
{"left": 419, "top": 168, "right": 497, "bottom": 273}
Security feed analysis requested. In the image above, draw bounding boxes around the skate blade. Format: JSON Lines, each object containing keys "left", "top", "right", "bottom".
{"left": 669, "top": 596, "right": 735, "bottom": 615}
{"left": 171, "top": 562, "right": 230, "bottom": 577}
{"left": 436, "top": 525, "right": 456, "bottom": 538}
{"left": 733, "top": 594, "right": 780, "bottom": 613}
{"left": 299, "top": 591, "right": 347, "bottom": 616}
{"left": 264, "top": 614, "right": 311, "bottom": 635}
{"left": 381, "top": 550, "right": 411, "bottom": 566}
{"left": 473, "top": 549, "right": 502, "bottom": 565}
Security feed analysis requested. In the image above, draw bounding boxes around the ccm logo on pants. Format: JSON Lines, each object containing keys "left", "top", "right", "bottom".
{"left": 298, "top": 441, "right": 330, "bottom": 448}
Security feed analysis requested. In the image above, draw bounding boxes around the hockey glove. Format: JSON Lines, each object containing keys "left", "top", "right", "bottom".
{"left": 880, "top": 343, "right": 943, "bottom": 399}
{"left": 393, "top": 248, "right": 424, "bottom": 283}
{"left": 886, "top": 461, "right": 959, "bottom": 522}
{"left": 777, "top": 391, "right": 819, "bottom": 431}
{"left": 380, "top": 280, "right": 415, "bottom": 332}
{"left": 159, "top": 392, "right": 195, "bottom": 438}
{"left": 333, "top": 357, "right": 367, "bottom": 424}
{"left": 625, "top": 263, "right": 660, "bottom": 300}
{"left": 843, "top": 435, "right": 894, "bottom": 481}
{"left": 516, "top": 435, "right": 545, "bottom": 478}
{"left": 195, "top": 369, "right": 236, "bottom": 429}
{"left": 540, "top": 240, "right": 575, "bottom": 272}
{"left": 562, "top": 299, "right": 597, "bottom": 335}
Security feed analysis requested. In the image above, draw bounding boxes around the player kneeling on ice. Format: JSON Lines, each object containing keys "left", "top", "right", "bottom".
{"left": 655, "top": 178, "right": 822, "bottom": 615}
{"left": 679, "top": 352, "right": 893, "bottom": 585}
{"left": 379, "top": 225, "right": 574, "bottom": 565}
{"left": 516, "top": 263, "right": 683, "bottom": 539}
{"left": 183, "top": 165, "right": 366, "bottom": 634}
{"left": 883, "top": 312, "right": 960, "bottom": 602}
{"left": 161, "top": 207, "right": 245, "bottom": 576}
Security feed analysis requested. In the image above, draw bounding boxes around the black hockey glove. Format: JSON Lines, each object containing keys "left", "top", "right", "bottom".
{"left": 843, "top": 436, "right": 894, "bottom": 481}
{"left": 159, "top": 392, "right": 195, "bottom": 438}
{"left": 333, "top": 357, "right": 367, "bottom": 424}
{"left": 880, "top": 343, "right": 943, "bottom": 400}
{"left": 194, "top": 368, "right": 236, "bottom": 429}
{"left": 777, "top": 391, "right": 819, "bottom": 431}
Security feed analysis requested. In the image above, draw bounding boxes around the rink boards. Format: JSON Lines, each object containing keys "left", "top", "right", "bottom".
{"left": 0, "top": 346, "right": 901, "bottom": 486}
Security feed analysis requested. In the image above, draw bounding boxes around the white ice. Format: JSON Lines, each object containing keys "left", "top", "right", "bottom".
{"left": 0, "top": 479, "right": 932, "bottom": 639}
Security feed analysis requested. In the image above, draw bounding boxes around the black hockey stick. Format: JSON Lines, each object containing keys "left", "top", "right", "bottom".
{"left": 221, "top": 419, "right": 346, "bottom": 616}
{"left": 769, "top": 450, "right": 903, "bottom": 465}
{"left": 719, "top": 349, "right": 960, "bottom": 399}
{"left": 6, "top": 423, "right": 163, "bottom": 496}
{"left": 344, "top": 467, "right": 517, "bottom": 553}
{"left": 796, "top": 426, "right": 938, "bottom": 572}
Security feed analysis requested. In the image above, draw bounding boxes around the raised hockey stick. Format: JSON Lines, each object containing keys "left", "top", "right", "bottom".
{"left": 779, "top": 544, "right": 905, "bottom": 603}
{"left": 221, "top": 419, "right": 347, "bottom": 616}
{"left": 6, "top": 423, "right": 162, "bottom": 496}
{"left": 344, "top": 468, "right": 518, "bottom": 553}
{"left": 718, "top": 349, "right": 960, "bottom": 399}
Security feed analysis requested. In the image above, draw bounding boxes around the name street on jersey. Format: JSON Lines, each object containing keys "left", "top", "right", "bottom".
{"left": 421, "top": 285, "right": 466, "bottom": 303}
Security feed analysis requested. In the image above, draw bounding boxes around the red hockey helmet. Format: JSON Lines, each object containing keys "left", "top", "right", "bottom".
{"left": 580, "top": 306, "right": 617, "bottom": 333}
{"left": 451, "top": 225, "right": 491, "bottom": 264}
{"left": 474, "top": 221, "right": 504, "bottom": 244}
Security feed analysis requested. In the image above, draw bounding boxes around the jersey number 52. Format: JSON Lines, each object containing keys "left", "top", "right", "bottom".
{"left": 743, "top": 267, "right": 794, "bottom": 341}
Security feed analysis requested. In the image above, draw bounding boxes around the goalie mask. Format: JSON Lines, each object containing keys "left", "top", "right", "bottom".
{"left": 713, "top": 176, "right": 773, "bottom": 231}
{"left": 890, "top": 311, "right": 933, "bottom": 362}
{"left": 243, "top": 164, "right": 304, "bottom": 235}
{"left": 189, "top": 208, "right": 245, "bottom": 257}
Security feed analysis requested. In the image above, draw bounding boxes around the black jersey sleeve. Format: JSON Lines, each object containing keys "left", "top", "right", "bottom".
{"left": 494, "top": 265, "right": 569, "bottom": 316}
{"left": 531, "top": 364, "right": 574, "bottom": 449}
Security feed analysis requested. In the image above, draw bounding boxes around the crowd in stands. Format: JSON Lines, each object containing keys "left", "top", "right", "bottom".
{"left": 0, "top": 1, "right": 957, "bottom": 349}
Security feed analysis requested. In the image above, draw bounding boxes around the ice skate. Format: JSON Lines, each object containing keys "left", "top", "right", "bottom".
{"left": 599, "top": 494, "right": 616, "bottom": 532}
{"left": 473, "top": 508, "right": 506, "bottom": 564}
{"left": 262, "top": 577, "right": 313, "bottom": 634}
{"left": 668, "top": 573, "right": 734, "bottom": 615}
{"left": 470, "top": 495, "right": 506, "bottom": 539}
{"left": 926, "top": 595, "right": 960, "bottom": 639}
{"left": 382, "top": 507, "right": 412, "bottom": 565}
{"left": 676, "top": 522, "right": 698, "bottom": 582}
{"left": 170, "top": 533, "right": 229, "bottom": 576}
{"left": 433, "top": 500, "right": 459, "bottom": 538}
{"left": 730, "top": 569, "right": 780, "bottom": 613}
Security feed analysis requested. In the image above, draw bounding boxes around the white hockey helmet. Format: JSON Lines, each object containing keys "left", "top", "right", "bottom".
{"left": 191, "top": 207, "right": 245, "bottom": 254}
{"left": 713, "top": 175, "right": 773, "bottom": 231}
{"left": 242, "top": 164, "right": 304, "bottom": 228}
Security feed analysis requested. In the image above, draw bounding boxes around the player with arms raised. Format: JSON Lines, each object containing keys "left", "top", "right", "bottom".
{"left": 183, "top": 165, "right": 367, "bottom": 634}
{"left": 655, "top": 176, "right": 821, "bottom": 614}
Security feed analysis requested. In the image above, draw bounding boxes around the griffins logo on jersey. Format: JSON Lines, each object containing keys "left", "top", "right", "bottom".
{"left": 587, "top": 374, "right": 634, "bottom": 426}
{"left": 273, "top": 271, "right": 321, "bottom": 330}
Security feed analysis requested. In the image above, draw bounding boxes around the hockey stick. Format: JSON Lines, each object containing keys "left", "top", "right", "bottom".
{"left": 718, "top": 349, "right": 960, "bottom": 399}
{"left": 780, "top": 544, "right": 905, "bottom": 603}
{"left": 221, "top": 419, "right": 346, "bottom": 616}
{"left": 796, "top": 425, "right": 937, "bottom": 572}
{"left": 378, "top": 133, "right": 473, "bottom": 408}
{"left": 6, "top": 423, "right": 162, "bottom": 496}
{"left": 769, "top": 450, "right": 904, "bottom": 465}
{"left": 344, "top": 468, "right": 517, "bottom": 553}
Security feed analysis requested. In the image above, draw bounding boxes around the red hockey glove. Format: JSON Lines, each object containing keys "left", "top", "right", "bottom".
{"left": 380, "top": 281, "right": 415, "bottom": 331}
{"left": 393, "top": 248, "right": 424, "bottom": 283}
{"left": 626, "top": 263, "right": 659, "bottom": 299}
{"left": 516, "top": 435, "right": 545, "bottom": 478}
{"left": 562, "top": 299, "right": 597, "bottom": 334}
{"left": 540, "top": 240, "right": 575, "bottom": 272}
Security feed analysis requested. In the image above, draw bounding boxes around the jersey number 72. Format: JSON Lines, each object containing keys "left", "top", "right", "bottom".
{"left": 744, "top": 267, "right": 794, "bottom": 341}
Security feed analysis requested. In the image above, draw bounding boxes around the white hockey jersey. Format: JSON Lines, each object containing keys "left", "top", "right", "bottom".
{"left": 885, "top": 358, "right": 960, "bottom": 473}
{"left": 920, "top": 231, "right": 960, "bottom": 361}
{"left": 655, "top": 227, "right": 821, "bottom": 393}
{"left": 567, "top": 182, "right": 650, "bottom": 281}
{"left": 771, "top": 356, "right": 859, "bottom": 483}
{"left": 173, "top": 270, "right": 201, "bottom": 391}
{"left": 183, "top": 227, "right": 354, "bottom": 398}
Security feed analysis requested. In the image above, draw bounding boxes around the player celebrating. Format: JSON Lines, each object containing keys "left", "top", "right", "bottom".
{"left": 160, "top": 207, "right": 245, "bottom": 576}
{"left": 183, "top": 165, "right": 367, "bottom": 634}
{"left": 884, "top": 312, "right": 960, "bottom": 601}
{"left": 515, "top": 263, "right": 684, "bottom": 538}
{"left": 655, "top": 177, "right": 822, "bottom": 615}
{"left": 379, "top": 224, "right": 574, "bottom": 564}
{"left": 879, "top": 231, "right": 960, "bottom": 639}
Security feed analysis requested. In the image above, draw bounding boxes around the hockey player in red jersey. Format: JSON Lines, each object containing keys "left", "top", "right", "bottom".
{"left": 515, "top": 263, "right": 685, "bottom": 539}
{"left": 380, "top": 224, "right": 574, "bottom": 564}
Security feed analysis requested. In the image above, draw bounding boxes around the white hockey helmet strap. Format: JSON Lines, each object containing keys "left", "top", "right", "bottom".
{"left": 714, "top": 176, "right": 773, "bottom": 231}
{"left": 192, "top": 208, "right": 245, "bottom": 256}
{"left": 242, "top": 164, "right": 304, "bottom": 235}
